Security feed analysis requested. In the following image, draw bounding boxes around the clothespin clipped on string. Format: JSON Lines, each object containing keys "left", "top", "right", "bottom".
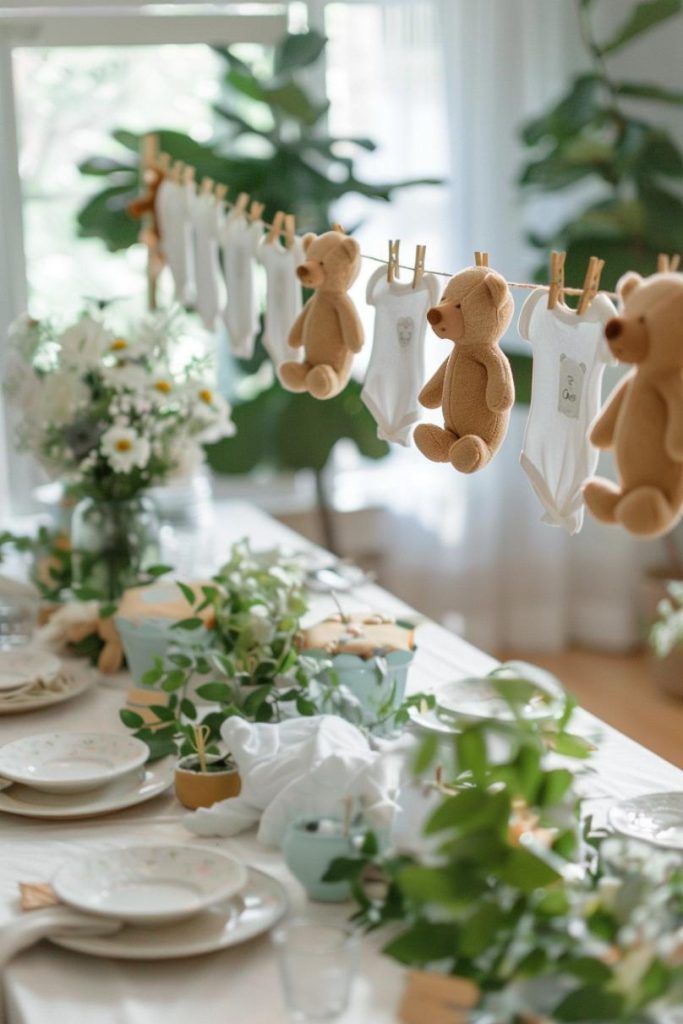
{"left": 577, "top": 256, "right": 605, "bottom": 316}
{"left": 233, "top": 191, "right": 250, "bottom": 217}
{"left": 157, "top": 152, "right": 171, "bottom": 175}
{"left": 387, "top": 239, "right": 400, "bottom": 283}
{"left": 170, "top": 160, "right": 184, "bottom": 183}
{"left": 267, "top": 210, "right": 285, "bottom": 245}
{"left": 140, "top": 132, "right": 159, "bottom": 172}
{"left": 412, "top": 244, "right": 426, "bottom": 289}
{"left": 200, "top": 176, "right": 214, "bottom": 195}
{"left": 658, "top": 252, "right": 681, "bottom": 273}
{"left": 547, "top": 250, "right": 566, "bottom": 310}
{"left": 214, "top": 183, "right": 228, "bottom": 204}
{"left": 249, "top": 200, "right": 265, "bottom": 222}
{"left": 474, "top": 251, "right": 489, "bottom": 268}
{"left": 284, "top": 214, "right": 296, "bottom": 249}
{"left": 182, "top": 165, "right": 195, "bottom": 188}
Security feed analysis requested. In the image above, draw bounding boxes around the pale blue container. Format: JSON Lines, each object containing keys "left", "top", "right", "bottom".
{"left": 306, "top": 648, "right": 415, "bottom": 734}
{"left": 283, "top": 817, "right": 364, "bottom": 902}
{"left": 116, "top": 617, "right": 211, "bottom": 684}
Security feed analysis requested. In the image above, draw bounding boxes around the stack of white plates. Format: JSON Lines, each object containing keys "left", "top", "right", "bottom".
{"left": 0, "top": 650, "right": 94, "bottom": 715}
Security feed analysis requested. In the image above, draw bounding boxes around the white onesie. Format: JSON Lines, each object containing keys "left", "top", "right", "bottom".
{"left": 155, "top": 178, "right": 195, "bottom": 305}
{"left": 257, "top": 235, "right": 304, "bottom": 368}
{"left": 518, "top": 289, "right": 617, "bottom": 534}
{"left": 220, "top": 213, "right": 263, "bottom": 359}
{"left": 191, "top": 192, "right": 226, "bottom": 331}
{"left": 362, "top": 265, "right": 440, "bottom": 445}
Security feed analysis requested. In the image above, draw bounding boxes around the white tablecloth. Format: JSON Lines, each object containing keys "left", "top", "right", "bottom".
{"left": 2, "top": 501, "right": 682, "bottom": 1024}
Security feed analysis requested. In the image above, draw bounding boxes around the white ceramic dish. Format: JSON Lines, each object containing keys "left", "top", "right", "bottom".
{"left": 0, "top": 759, "right": 173, "bottom": 819}
{"left": 408, "top": 703, "right": 460, "bottom": 736}
{"left": 52, "top": 868, "right": 287, "bottom": 959}
{"left": 0, "top": 669, "right": 94, "bottom": 715}
{"left": 435, "top": 667, "right": 563, "bottom": 723}
{"left": 0, "top": 732, "right": 148, "bottom": 793}
{"left": 52, "top": 845, "right": 249, "bottom": 926}
{"left": 0, "top": 650, "right": 61, "bottom": 693}
{"left": 609, "top": 792, "right": 683, "bottom": 850}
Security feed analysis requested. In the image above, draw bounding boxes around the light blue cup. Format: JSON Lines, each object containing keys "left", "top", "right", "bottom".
{"left": 283, "top": 817, "right": 365, "bottom": 902}
{"left": 306, "top": 648, "right": 415, "bottom": 734}
{"left": 116, "top": 617, "right": 211, "bottom": 684}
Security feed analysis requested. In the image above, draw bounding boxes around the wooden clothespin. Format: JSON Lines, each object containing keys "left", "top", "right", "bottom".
{"left": 658, "top": 252, "right": 681, "bottom": 273}
{"left": 474, "top": 251, "right": 489, "bottom": 268}
{"left": 214, "top": 183, "right": 228, "bottom": 204}
{"left": 233, "top": 191, "right": 250, "bottom": 217}
{"left": 577, "top": 255, "right": 605, "bottom": 316}
{"left": 331, "top": 222, "right": 345, "bottom": 234}
{"left": 182, "top": 165, "right": 195, "bottom": 187}
{"left": 140, "top": 132, "right": 159, "bottom": 172}
{"left": 157, "top": 152, "right": 171, "bottom": 175}
{"left": 170, "top": 160, "right": 185, "bottom": 183}
{"left": 200, "top": 176, "right": 214, "bottom": 195}
{"left": 249, "top": 200, "right": 265, "bottom": 222}
{"left": 267, "top": 210, "right": 285, "bottom": 245}
{"left": 547, "top": 250, "right": 566, "bottom": 309}
{"left": 412, "top": 244, "right": 426, "bottom": 289}
{"left": 387, "top": 239, "right": 400, "bottom": 284}
{"left": 284, "top": 214, "right": 296, "bottom": 249}
{"left": 671, "top": 253, "right": 681, "bottom": 272}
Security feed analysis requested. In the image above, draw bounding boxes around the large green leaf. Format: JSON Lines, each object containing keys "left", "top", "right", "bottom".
{"left": 265, "top": 80, "right": 327, "bottom": 126}
{"left": 554, "top": 985, "right": 625, "bottom": 1021}
{"left": 273, "top": 30, "right": 327, "bottom": 75}
{"left": 521, "top": 74, "right": 601, "bottom": 146}
{"left": 77, "top": 183, "right": 139, "bottom": 251}
{"left": 615, "top": 80, "right": 683, "bottom": 104}
{"left": 599, "top": 0, "right": 682, "bottom": 54}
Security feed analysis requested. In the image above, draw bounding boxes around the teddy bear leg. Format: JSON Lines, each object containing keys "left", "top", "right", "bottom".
{"left": 306, "top": 364, "right": 341, "bottom": 400}
{"left": 582, "top": 477, "right": 621, "bottom": 523}
{"left": 615, "top": 486, "right": 675, "bottom": 537}
{"left": 449, "top": 434, "right": 491, "bottom": 474}
{"left": 278, "top": 361, "right": 311, "bottom": 393}
{"left": 414, "top": 424, "right": 458, "bottom": 462}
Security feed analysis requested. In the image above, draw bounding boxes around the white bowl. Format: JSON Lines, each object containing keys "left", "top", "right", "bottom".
{"left": 52, "top": 845, "right": 249, "bottom": 925}
{"left": 0, "top": 732, "right": 148, "bottom": 793}
{"left": 0, "top": 650, "right": 61, "bottom": 693}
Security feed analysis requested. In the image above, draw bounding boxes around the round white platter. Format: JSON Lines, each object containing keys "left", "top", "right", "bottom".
{"left": 0, "top": 732, "right": 148, "bottom": 794}
{"left": 435, "top": 669, "right": 563, "bottom": 723}
{"left": 52, "top": 867, "right": 287, "bottom": 960}
{"left": 53, "top": 845, "right": 248, "bottom": 926}
{"left": 0, "top": 669, "right": 95, "bottom": 716}
{"left": 609, "top": 791, "right": 683, "bottom": 850}
{"left": 0, "top": 650, "right": 61, "bottom": 693}
{"left": 0, "top": 759, "right": 173, "bottom": 819}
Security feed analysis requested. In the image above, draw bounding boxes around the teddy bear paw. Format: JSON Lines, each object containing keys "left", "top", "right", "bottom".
{"left": 616, "top": 486, "right": 676, "bottom": 537}
{"left": 307, "top": 365, "right": 341, "bottom": 400}
{"left": 414, "top": 424, "right": 456, "bottom": 462}
{"left": 278, "top": 362, "right": 309, "bottom": 393}
{"left": 582, "top": 478, "right": 621, "bottom": 523}
{"left": 449, "top": 435, "right": 491, "bottom": 474}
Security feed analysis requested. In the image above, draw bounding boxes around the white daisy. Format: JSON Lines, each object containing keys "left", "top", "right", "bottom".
{"left": 100, "top": 426, "right": 151, "bottom": 474}
{"left": 102, "top": 361, "right": 149, "bottom": 392}
{"left": 192, "top": 386, "right": 236, "bottom": 443}
{"left": 59, "top": 317, "right": 112, "bottom": 369}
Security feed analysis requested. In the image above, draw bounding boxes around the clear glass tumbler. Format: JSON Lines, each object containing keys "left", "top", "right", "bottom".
{"left": 272, "top": 919, "right": 360, "bottom": 1023}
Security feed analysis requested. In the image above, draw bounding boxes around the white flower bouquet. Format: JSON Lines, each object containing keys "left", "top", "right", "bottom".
{"left": 5, "top": 308, "right": 235, "bottom": 502}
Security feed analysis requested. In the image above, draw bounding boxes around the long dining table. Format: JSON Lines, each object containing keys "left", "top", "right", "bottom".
{"left": 1, "top": 499, "right": 682, "bottom": 1024}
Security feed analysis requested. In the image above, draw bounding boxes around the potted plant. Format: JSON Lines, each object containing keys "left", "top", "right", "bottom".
{"left": 173, "top": 724, "right": 241, "bottom": 810}
{"left": 283, "top": 800, "right": 369, "bottom": 904}
{"left": 649, "top": 579, "right": 683, "bottom": 697}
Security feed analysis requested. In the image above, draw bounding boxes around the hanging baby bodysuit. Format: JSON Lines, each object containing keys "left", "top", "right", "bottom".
{"left": 191, "top": 192, "right": 226, "bottom": 331}
{"left": 362, "top": 265, "right": 440, "bottom": 445}
{"left": 220, "top": 212, "right": 263, "bottom": 359}
{"left": 518, "top": 289, "right": 617, "bottom": 534}
{"left": 155, "top": 178, "right": 195, "bottom": 305}
{"left": 257, "top": 235, "right": 304, "bottom": 368}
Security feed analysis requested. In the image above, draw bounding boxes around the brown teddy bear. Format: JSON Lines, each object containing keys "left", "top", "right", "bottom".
{"left": 583, "top": 271, "right": 683, "bottom": 537}
{"left": 413, "top": 266, "right": 515, "bottom": 473}
{"left": 279, "top": 231, "right": 364, "bottom": 400}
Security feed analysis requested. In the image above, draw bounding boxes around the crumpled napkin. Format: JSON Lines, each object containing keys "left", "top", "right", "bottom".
{"left": 184, "top": 714, "right": 404, "bottom": 847}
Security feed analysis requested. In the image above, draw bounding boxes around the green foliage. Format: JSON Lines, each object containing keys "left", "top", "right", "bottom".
{"left": 519, "top": 0, "right": 683, "bottom": 291}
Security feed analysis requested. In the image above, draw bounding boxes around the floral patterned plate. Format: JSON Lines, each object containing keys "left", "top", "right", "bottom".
{"left": 52, "top": 844, "right": 248, "bottom": 925}
{"left": 0, "top": 732, "right": 148, "bottom": 793}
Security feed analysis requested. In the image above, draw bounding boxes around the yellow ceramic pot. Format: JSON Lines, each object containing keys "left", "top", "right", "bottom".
{"left": 174, "top": 754, "right": 241, "bottom": 810}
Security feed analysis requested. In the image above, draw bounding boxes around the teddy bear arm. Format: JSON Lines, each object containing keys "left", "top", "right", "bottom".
{"left": 335, "top": 296, "right": 364, "bottom": 354}
{"left": 658, "top": 376, "right": 683, "bottom": 461}
{"left": 418, "top": 359, "right": 448, "bottom": 409}
{"left": 589, "top": 377, "right": 629, "bottom": 449}
{"left": 479, "top": 348, "right": 515, "bottom": 413}
{"left": 287, "top": 302, "right": 311, "bottom": 349}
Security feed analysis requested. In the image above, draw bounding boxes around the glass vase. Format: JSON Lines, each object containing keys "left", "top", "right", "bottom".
{"left": 71, "top": 494, "right": 160, "bottom": 601}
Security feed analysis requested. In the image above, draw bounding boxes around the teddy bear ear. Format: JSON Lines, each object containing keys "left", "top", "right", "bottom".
{"left": 483, "top": 271, "right": 509, "bottom": 310}
{"left": 302, "top": 233, "right": 316, "bottom": 253}
{"left": 340, "top": 236, "right": 360, "bottom": 261}
{"left": 617, "top": 271, "right": 642, "bottom": 302}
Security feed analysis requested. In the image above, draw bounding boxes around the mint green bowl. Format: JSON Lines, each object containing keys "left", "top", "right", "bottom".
{"left": 116, "top": 617, "right": 211, "bottom": 685}
{"left": 306, "top": 647, "right": 415, "bottom": 734}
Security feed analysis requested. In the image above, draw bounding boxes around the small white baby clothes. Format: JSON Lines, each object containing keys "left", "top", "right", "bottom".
{"left": 220, "top": 212, "right": 263, "bottom": 359}
{"left": 518, "top": 289, "right": 617, "bottom": 534}
{"left": 155, "top": 177, "right": 196, "bottom": 305}
{"left": 190, "top": 192, "right": 226, "bottom": 331}
{"left": 362, "top": 265, "right": 440, "bottom": 445}
{"left": 256, "top": 235, "right": 304, "bottom": 368}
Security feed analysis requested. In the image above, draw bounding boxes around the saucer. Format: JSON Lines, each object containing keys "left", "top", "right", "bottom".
{"left": 52, "top": 868, "right": 287, "bottom": 959}
{"left": 0, "top": 732, "right": 149, "bottom": 793}
{"left": 0, "top": 650, "right": 61, "bottom": 692}
{"left": 0, "top": 759, "right": 173, "bottom": 819}
{"left": 609, "top": 792, "right": 683, "bottom": 850}
{"left": 53, "top": 845, "right": 248, "bottom": 925}
{"left": 0, "top": 669, "right": 95, "bottom": 716}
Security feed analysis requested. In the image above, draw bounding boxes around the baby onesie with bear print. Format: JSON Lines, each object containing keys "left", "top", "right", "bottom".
{"left": 220, "top": 212, "right": 263, "bottom": 359}
{"left": 257, "top": 235, "right": 304, "bottom": 368}
{"left": 362, "top": 265, "right": 440, "bottom": 445}
{"left": 518, "top": 288, "right": 617, "bottom": 534}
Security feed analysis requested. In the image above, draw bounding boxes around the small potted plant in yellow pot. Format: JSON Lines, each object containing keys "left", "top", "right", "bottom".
{"left": 174, "top": 725, "right": 241, "bottom": 810}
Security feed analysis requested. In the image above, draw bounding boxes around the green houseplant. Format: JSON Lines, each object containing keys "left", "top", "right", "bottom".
{"left": 76, "top": 30, "right": 439, "bottom": 550}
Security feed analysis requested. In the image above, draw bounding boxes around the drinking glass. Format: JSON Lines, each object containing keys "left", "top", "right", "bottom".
{"left": 272, "top": 919, "right": 360, "bottom": 1022}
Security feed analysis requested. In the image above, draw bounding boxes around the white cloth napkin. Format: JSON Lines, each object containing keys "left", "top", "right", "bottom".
{"left": 184, "top": 714, "right": 402, "bottom": 847}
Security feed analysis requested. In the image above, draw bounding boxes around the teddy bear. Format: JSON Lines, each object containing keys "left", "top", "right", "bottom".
{"left": 279, "top": 231, "right": 364, "bottom": 400}
{"left": 413, "top": 265, "right": 515, "bottom": 473}
{"left": 583, "top": 270, "right": 683, "bottom": 537}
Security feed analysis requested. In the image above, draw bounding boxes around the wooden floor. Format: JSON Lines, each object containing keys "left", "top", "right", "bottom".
{"left": 497, "top": 648, "right": 683, "bottom": 770}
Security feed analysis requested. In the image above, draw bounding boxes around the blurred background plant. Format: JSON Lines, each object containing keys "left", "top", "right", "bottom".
{"left": 75, "top": 30, "right": 439, "bottom": 549}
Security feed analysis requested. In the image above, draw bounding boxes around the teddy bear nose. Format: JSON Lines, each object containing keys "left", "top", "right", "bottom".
{"left": 296, "top": 265, "right": 309, "bottom": 281}
{"left": 605, "top": 318, "right": 623, "bottom": 340}
{"left": 427, "top": 307, "right": 442, "bottom": 326}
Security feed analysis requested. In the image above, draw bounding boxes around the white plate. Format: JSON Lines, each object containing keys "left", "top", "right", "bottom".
{"left": 0, "top": 650, "right": 61, "bottom": 692}
{"left": 408, "top": 704, "right": 460, "bottom": 736}
{"left": 0, "top": 669, "right": 94, "bottom": 716}
{"left": 609, "top": 792, "right": 683, "bottom": 850}
{"left": 0, "top": 732, "right": 149, "bottom": 793}
{"left": 436, "top": 665, "right": 563, "bottom": 723}
{"left": 52, "top": 867, "right": 287, "bottom": 959}
{"left": 53, "top": 844, "right": 248, "bottom": 925}
{"left": 0, "top": 759, "right": 173, "bottom": 819}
